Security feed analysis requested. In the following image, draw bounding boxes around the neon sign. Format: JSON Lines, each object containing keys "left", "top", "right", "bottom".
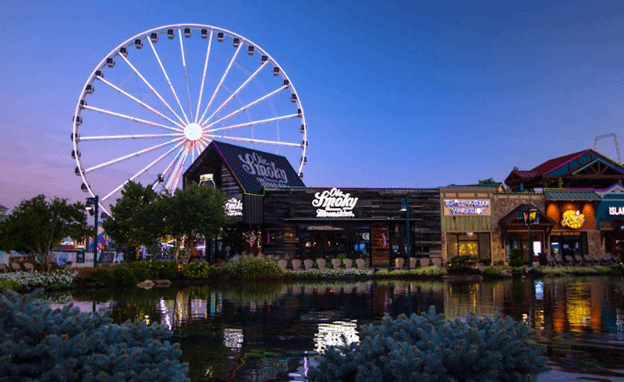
{"left": 225, "top": 198, "right": 243, "bottom": 217}
{"left": 443, "top": 199, "right": 491, "bottom": 216}
{"left": 609, "top": 206, "right": 624, "bottom": 216}
{"left": 313, "top": 188, "right": 358, "bottom": 217}
{"left": 561, "top": 210, "right": 584, "bottom": 229}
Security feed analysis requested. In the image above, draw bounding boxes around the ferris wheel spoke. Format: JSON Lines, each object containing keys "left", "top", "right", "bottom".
{"left": 165, "top": 147, "right": 189, "bottom": 193}
{"left": 102, "top": 140, "right": 186, "bottom": 202}
{"left": 147, "top": 37, "right": 189, "bottom": 125}
{"left": 95, "top": 77, "right": 184, "bottom": 130}
{"left": 195, "top": 31, "right": 213, "bottom": 123}
{"left": 204, "top": 135, "right": 301, "bottom": 148}
{"left": 79, "top": 133, "right": 183, "bottom": 142}
{"left": 198, "top": 43, "right": 243, "bottom": 125}
{"left": 179, "top": 33, "right": 193, "bottom": 122}
{"left": 119, "top": 54, "right": 187, "bottom": 126}
{"left": 84, "top": 137, "right": 185, "bottom": 174}
{"left": 206, "top": 114, "right": 300, "bottom": 134}
{"left": 163, "top": 147, "right": 187, "bottom": 192}
{"left": 204, "top": 61, "right": 269, "bottom": 124}
{"left": 173, "top": 150, "right": 190, "bottom": 192}
{"left": 154, "top": 145, "right": 186, "bottom": 190}
{"left": 202, "top": 85, "right": 288, "bottom": 130}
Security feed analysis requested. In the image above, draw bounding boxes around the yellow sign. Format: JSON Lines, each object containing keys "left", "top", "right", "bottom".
{"left": 561, "top": 210, "right": 584, "bottom": 229}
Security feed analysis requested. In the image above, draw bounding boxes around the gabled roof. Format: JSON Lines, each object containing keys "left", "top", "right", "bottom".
{"left": 184, "top": 141, "right": 305, "bottom": 195}
{"left": 505, "top": 149, "right": 624, "bottom": 190}
{"left": 508, "top": 149, "right": 588, "bottom": 179}
{"left": 543, "top": 189, "right": 601, "bottom": 200}
{"left": 498, "top": 203, "right": 556, "bottom": 227}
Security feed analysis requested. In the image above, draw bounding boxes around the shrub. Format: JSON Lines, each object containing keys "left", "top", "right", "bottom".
{"left": 91, "top": 268, "right": 115, "bottom": 285}
{"left": 0, "top": 270, "right": 77, "bottom": 288}
{"left": 213, "top": 255, "right": 285, "bottom": 280}
{"left": 509, "top": 248, "right": 524, "bottom": 267}
{"left": 447, "top": 255, "right": 477, "bottom": 269}
{"left": 286, "top": 269, "right": 372, "bottom": 279}
{"left": 0, "top": 290, "right": 189, "bottom": 381}
{"left": 113, "top": 267, "right": 139, "bottom": 287}
{"left": 182, "top": 262, "right": 212, "bottom": 280}
{"left": 309, "top": 306, "right": 547, "bottom": 382}
{"left": 483, "top": 266, "right": 501, "bottom": 276}
{"left": 152, "top": 261, "right": 178, "bottom": 280}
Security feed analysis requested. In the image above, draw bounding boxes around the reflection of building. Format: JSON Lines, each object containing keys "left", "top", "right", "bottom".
{"left": 313, "top": 320, "right": 358, "bottom": 353}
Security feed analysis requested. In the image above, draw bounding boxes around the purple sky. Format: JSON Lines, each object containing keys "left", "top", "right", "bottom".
{"left": 2, "top": 0, "right": 624, "bottom": 211}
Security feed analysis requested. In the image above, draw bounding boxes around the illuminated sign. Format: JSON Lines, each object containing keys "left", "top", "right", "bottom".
{"left": 238, "top": 152, "right": 289, "bottom": 188}
{"left": 443, "top": 199, "right": 491, "bottom": 216}
{"left": 561, "top": 210, "right": 584, "bottom": 229}
{"left": 313, "top": 188, "right": 359, "bottom": 217}
{"left": 609, "top": 206, "right": 624, "bottom": 216}
{"left": 225, "top": 198, "right": 243, "bottom": 217}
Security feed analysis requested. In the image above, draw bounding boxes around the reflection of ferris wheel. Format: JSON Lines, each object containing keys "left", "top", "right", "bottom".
{"left": 72, "top": 24, "right": 308, "bottom": 215}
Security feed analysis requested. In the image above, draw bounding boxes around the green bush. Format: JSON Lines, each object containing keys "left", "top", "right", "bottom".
{"left": 0, "top": 290, "right": 189, "bottom": 381}
{"left": 447, "top": 255, "right": 477, "bottom": 269}
{"left": 131, "top": 267, "right": 159, "bottom": 282}
{"left": 213, "top": 255, "right": 285, "bottom": 280}
{"left": 0, "top": 279, "right": 23, "bottom": 291}
{"left": 483, "top": 267, "right": 500, "bottom": 276}
{"left": 113, "top": 267, "right": 139, "bottom": 287}
{"left": 91, "top": 268, "right": 115, "bottom": 285}
{"left": 512, "top": 266, "right": 525, "bottom": 275}
{"left": 182, "top": 262, "right": 212, "bottom": 280}
{"left": 309, "top": 306, "right": 547, "bottom": 382}
{"left": 509, "top": 248, "right": 524, "bottom": 267}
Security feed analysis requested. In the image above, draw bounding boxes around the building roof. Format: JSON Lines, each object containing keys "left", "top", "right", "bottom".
{"left": 184, "top": 141, "right": 305, "bottom": 195}
{"left": 543, "top": 189, "right": 601, "bottom": 200}
{"left": 510, "top": 150, "right": 587, "bottom": 179}
{"left": 505, "top": 149, "right": 624, "bottom": 190}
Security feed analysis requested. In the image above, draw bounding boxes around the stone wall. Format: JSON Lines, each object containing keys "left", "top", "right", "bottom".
{"left": 588, "top": 230, "right": 605, "bottom": 258}
{"left": 491, "top": 193, "right": 546, "bottom": 265}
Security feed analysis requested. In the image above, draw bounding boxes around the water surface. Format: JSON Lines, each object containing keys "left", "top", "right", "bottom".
{"left": 47, "top": 277, "right": 624, "bottom": 381}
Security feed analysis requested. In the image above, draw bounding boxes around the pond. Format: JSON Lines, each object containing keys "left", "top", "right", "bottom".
{"left": 46, "top": 277, "right": 624, "bottom": 382}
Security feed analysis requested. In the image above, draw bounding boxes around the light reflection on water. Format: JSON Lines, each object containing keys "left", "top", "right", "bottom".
{"left": 46, "top": 277, "right": 624, "bottom": 381}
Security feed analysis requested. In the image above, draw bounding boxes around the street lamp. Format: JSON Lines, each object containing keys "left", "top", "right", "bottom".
{"left": 400, "top": 196, "right": 411, "bottom": 270}
{"left": 523, "top": 208, "right": 538, "bottom": 268}
{"left": 85, "top": 196, "right": 99, "bottom": 267}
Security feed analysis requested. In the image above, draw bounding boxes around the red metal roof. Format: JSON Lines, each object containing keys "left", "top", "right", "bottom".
{"left": 511, "top": 149, "right": 590, "bottom": 178}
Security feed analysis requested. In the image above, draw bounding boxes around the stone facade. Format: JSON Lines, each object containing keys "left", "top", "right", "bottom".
{"left": 491, "top": 193, "right": 546, "bottom": 265}
{"left": 588, "top": 230, "right": 605, "bottom": 258}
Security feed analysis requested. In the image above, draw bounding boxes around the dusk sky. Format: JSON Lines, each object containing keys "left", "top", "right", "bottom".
{"left": 2, "top": 0, "right": 624, "bottom": 211}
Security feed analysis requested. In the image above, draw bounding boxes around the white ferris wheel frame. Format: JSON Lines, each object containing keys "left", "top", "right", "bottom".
{"left": 72, "top": 24, "right": 309, "bottom": 216}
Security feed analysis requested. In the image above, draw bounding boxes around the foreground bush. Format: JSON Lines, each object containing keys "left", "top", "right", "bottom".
{"left": 309, "top": 306, "right": 547, "bottom": 382}
{"left": 213, "top": 255, "right": 285, "bottom": 280}
{"left": 0, "top": 290, "right": 189, "bottom": 381}
{"left": 483, "top": 266, "right": 501, "bottom": 276}
{"left": 535, "top": 265, "right": 621, "bottom": 275}
{"left": 182, "top": 262, "right": 213, "bottom": 279}
{"left": 287, "top": 269, "right": 372, "bottom": 279}
{"left": 375, "top": 266, "right": 447, "bottom": 277}
{"left": 0, "top": 270, "right": 77, "bottom": 288}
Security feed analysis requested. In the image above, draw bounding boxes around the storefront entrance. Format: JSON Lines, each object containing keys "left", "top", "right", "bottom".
{"left": 550, "top": 232, "right": 587, "bottom": 258}
{"left": 299, "top": 223, "right": 371, "bottom": 262}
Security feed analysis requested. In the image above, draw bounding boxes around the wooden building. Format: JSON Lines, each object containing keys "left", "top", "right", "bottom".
{"left": 183, "top": 141, "right": 441, "bottom": 266}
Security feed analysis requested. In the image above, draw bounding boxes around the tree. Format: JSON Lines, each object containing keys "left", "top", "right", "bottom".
{"left": 102, "top": 181, "right": 158, "bottom": 261}
{"left": 147, "top": 183, "right": 231, "bottom": 265}
{"left": 478, "top": 177, "right": 496, "bottom": 184}
{"left": 0, "top": 195, "right": 89, "bottom": 271}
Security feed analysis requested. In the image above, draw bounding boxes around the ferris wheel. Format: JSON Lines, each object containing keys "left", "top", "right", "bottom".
{"left": 72, "top": 24, "right": 308, "bottom": 215}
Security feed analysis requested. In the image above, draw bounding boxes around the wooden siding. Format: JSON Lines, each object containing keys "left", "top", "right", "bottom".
{"left": 262, "top": 188, "right": 442, "bottom": 259}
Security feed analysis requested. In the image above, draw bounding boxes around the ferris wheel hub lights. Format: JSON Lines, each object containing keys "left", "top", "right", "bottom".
{"left": 184, "top": 123, "right": 203, "bottom": 141}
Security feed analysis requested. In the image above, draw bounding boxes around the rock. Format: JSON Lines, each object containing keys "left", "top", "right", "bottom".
{"left": 154, "top": 279, "right": 172, "bottom": 288}
{"left": 500, "top": 270, "right": 513, "bottom": 278}
{"left": 137, "top": 280, "right": 155, "bottom": 289}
